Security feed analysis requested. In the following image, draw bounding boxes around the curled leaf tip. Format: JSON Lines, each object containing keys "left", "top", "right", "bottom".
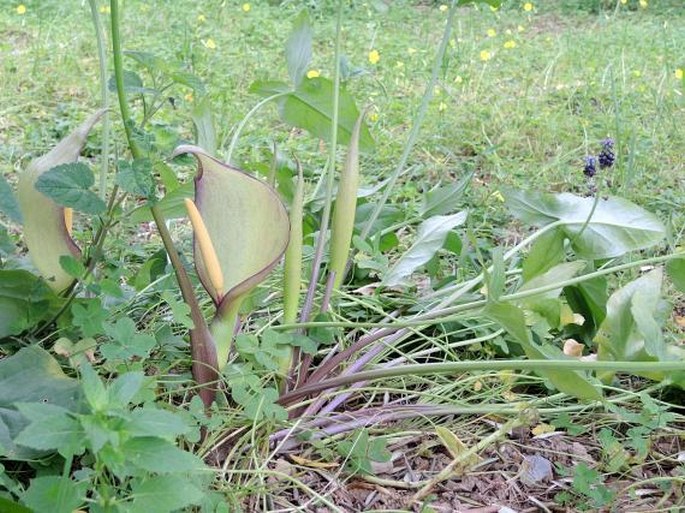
{"left": 184, "top": 197, "right": 225, "bottom": 299}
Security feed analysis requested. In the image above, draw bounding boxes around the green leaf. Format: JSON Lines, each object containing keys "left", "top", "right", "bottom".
{"left": 125, "top": 407, "right": 191, "bottom": 440}
{"left": 22, "top": 476, "right": 87, "bottom": 513}
{"left": 249, "top": 80, "right": 291, "bottom": 97}
{"left": 666, "top": 257, "right": 685, "bottom": 293}
{"left": 80, "top": 363, "right": 108, "bottom": 412}
{"left": 595, "top": 269, "right": 677, "bottom": 381}
{"left": 420, "top": 172, "right": 472, "bottom": 218}
{"left": 0, "top": 346, "right": 82, "bottom": 460}
{"left": 102, "top": 317, "right": 157, "bottom": 361}
{"left": 0, "top": 496, "right": 32, "bottom": 513}
{"left": 59, "top": 255, "right": 85, "bottom": 278}
{"left": 0, "top": 270, "right": 59, "bottom": 338}
{"left": 109, "top": 372, "right": 146, "bottom": 408}
{"left": 128, "top": 475, "right": 204, "bottom": 513}
{"left": 285, "top": 10, "right": 313, "bottom": 87}
{"left": 485, "top": 302, "right": 602, "bottom": 401}
{"left": 383, "top": 211, "right": 467, "bottom": 287}
{"left": 116, "top": 159, "right": 156, "bottom": 199}
{"left": 279, "top": 78, "right": 374, "bottom": 151}
{"left": 121, "top": 437, "right": 205, "bottom": 473}
{"left": 0, "top": 175, "right": 22, "bottom": 224}
{"left": 169, "top": 71, "right": 206, "bottom": 94}
{"left": 484, "top": 247, "right": 505, "bottom": 301}
{"left": 130, "top": 182, "right": 193, "bottom": 223}
{"left": 522, "top": 229, "right": 566, "bottom": 282}
{"left": 35, "top": 163, "right": 106, "bottom": 214}
{"left": 71, "top": 298, "right": 109, "bottom": 337}
{"left": 107, "top": 70, "right": 155, "bottom": 95}
{"left": 14, "top": 405, "right": 84, "bottom": 457}
{"left": 505, "top": 190, "right": 665, "bottom": 259}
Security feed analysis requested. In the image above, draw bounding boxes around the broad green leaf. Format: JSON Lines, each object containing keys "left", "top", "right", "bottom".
{"left": 506, "top": 190, "right": 665, "bottom": 259}
{"left": 0, "top": 346, "right": 82, "bottom": 460}
{"left": 519, "top": 262, "right": 587, "bottom": 302}
{"left": 564, "top": 274, "right": 608, "bottom": 334}
{"left": 107, "top": 70, "right": 155, "bottom": 95}
{"left": 522, "top": 229, "right": 566, "bottom": 282}
{"left": 22, "top": 476, "right": 87, "bottom": 513}
{"left": 169, "top": 71, "right": 206, "bottom": 94}
{"left": 173, "top": 145, "right": 290, "bottom": 368}
{"left": 485, "top": 302, "right": 602, "bottom": 400}
{"left": 121, "top": 437, "right": 205, "bottom": 473}
{"left": 35, "top": 163, "right": 106, "bottom": 214}
{"left": 108, "top": 372, "right": 146, "bottom": 408}
{"left": 124, "top": 50, "right": 167, "bottom": 71}
{"left": 128, "top": 475, "right": 204, "bottom": 513}
{"left": 383, "top": 211, "right": 467, "bottom": 287}
{"left": 0, "top": 175, "right": 22, "bottom": 224}
{"left": 270, "top": 77, "right": 374, "bottom": 151}
{"left": 666, "top": 257, "right": 685, "bottom": 293}
{"left": 0, "top": 270, "right": 59, "bottom": 338}
{"left": 80, "top": 363, "right": 108, "bottom": 412}
{"left": 116, "top": 159, "right": 156, "bottom": 199}
{"left": 249, "top": 80, "right": 291, "bottom": 97}
{"left": 595, "top": 269, "right": 672, "bottom": 372}
{"left": 17, "top": 111, "right": 103, "bottom": 292}
{"left": 285, "top": 10, "right": 313, "bottom": 87}
{"left": 419, "top": 172, "right": 472, "bottom": 218}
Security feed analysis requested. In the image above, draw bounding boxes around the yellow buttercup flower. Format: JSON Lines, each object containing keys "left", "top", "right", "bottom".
{"left": 487, "top": 28, "right": 497, "bottom": 38}
{"left": 99, "top": 5, "right": 110, "bottom": 14}
{"left": 504, "top": 40, "right": 517, "bottom": 49}
{"left": 242, "top": 3, "right": 251, "bottom": 12}
{"left": 480, "top": 50, "right": 492, "bottom": 62}
{"left": 204, "top": 38, "right": 217, "bottom": 50}
{"left": 306, "top": 69, "right": 320, "bottom": 79}
{"left": 518, "top": 24, "right": 526, "bottom": 32}
{"left": 368, "top": 49, "right": 380, "bottom": 65}
{"left": 523, "top": 2, "right": 533, "bottom": 12}
{"left": 197, "top": 14, "right": 206, "bottom": 23}
{"left": 16, "top": 4, "right": 26, "bottom": 14}
{"left": 439, "top": 4, "right": 448, "bottom": 12}
{"left": 620, "top": 0, "right": 627, "bottom": 3}
{"left": 368, "top": 111, "right": 379, "bottom": 123}
{"left": 676, "top": 68, "right": 684, "bottom": 80}
{"left": 639, "top": 0, "right": 648, "bottom": 7}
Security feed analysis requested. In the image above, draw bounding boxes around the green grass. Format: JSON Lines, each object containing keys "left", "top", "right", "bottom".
{"left": 1, "top": 0, "right": 684, "bottom": 511}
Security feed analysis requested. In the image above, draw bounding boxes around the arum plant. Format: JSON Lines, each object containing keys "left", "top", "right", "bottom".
{"left": 17, "top": 110, "right": 105, "bottom": 294}
{"left": 174, "top": 145, "right": 290, "bottom": 370}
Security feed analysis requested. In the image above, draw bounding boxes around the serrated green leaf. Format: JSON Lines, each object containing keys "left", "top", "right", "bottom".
{"left": 125, "top": 408, "right": 191, "bottom": 439}
{"left": 23, "top": 476, "right": 87, "bottom": 513}
{"left": 80, "top": 363, "right": 108, "bottom": 412}
{"left": 285, "top": 10, "right": 313, "bottom": 87}
{"left": 116, "top": 159, "right": 156, "bottom": 198}
{"left": 121, "top": 437, "right": 204, "bottom": 473}
{"left": 109, "top": 372, "right": 146, "bottom": 408}
{"left": 35, "top": 163, "right": 106, "bottom": 214}
{"left": 14, "top": 408, "right": 84, "bottom": 457}
{"left": 0, "top": 349, "right": 82, "bottom": 459}
{"left": 383, "top": 211, "right": 467, "bottom": 287}
{"left": 59, "top": 254, "right": 85, "bottom": 278}
{"left": 128, "top": 475, "right": 204, "bottom": 513}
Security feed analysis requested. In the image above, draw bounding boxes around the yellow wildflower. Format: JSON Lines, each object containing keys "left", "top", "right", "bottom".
{"left": 368, "top": 49, "right": 380, "bottom": 65}
{"left": 438, "top": 102, "right": 447, "bottom": 112}
{"left": 242, "top": 3, "right": 251, "bottom": 12}
{"left": 518, "top": 24, "right": 526, "bottom": 32}
{"left": 368, "top": 111, "right": 379, "bottom": 123}
{"left": 197, "top": 14, "right": 206, "bottom": 23}
{"left": 676, "top": 68, "right": 684, "bottom": 80}
{"left": 632, "top": 70, "right": 642, "bottom": 78}
{"left": 204, "top": 38, "right": 217, "bottom": 50}
{"left": 480, "top": 50, "right": 492, "bottom": 62}
{"left": 454, "top": 75, "right": 463, "bottom": 84}
{"left": 439, "top": 4, "right": 448, "bottom": 12}
{"left": 407, "top": 47, "right": 417, "bottom": 55}
{"left": 16, "top": 4, "right": 26, "bottom": 14}
{"left": 523, "top": 2, "right": 533, "bottom": 12}
{"left": 490, "top": 5, "right": 499, "bottom": 11}
{"left": 639, "top": 0, "right": 647, "bottom": 7}
{"left": 620, "top": 0, "right": 627, "bottom": 3}
{"left": 306, "top": 69, "right": 321, "bottom": 79}
{"left": 99, "top": 5, "right": 110, "bottom": 14}
{"left": 487, "top": 28, "right": 497, "bottom": 38}
{"left": 185, "top": 93, "right": 194, "bottom": 102}
{"left": 504, "top": 40, "right": 517, "bottom": 49}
